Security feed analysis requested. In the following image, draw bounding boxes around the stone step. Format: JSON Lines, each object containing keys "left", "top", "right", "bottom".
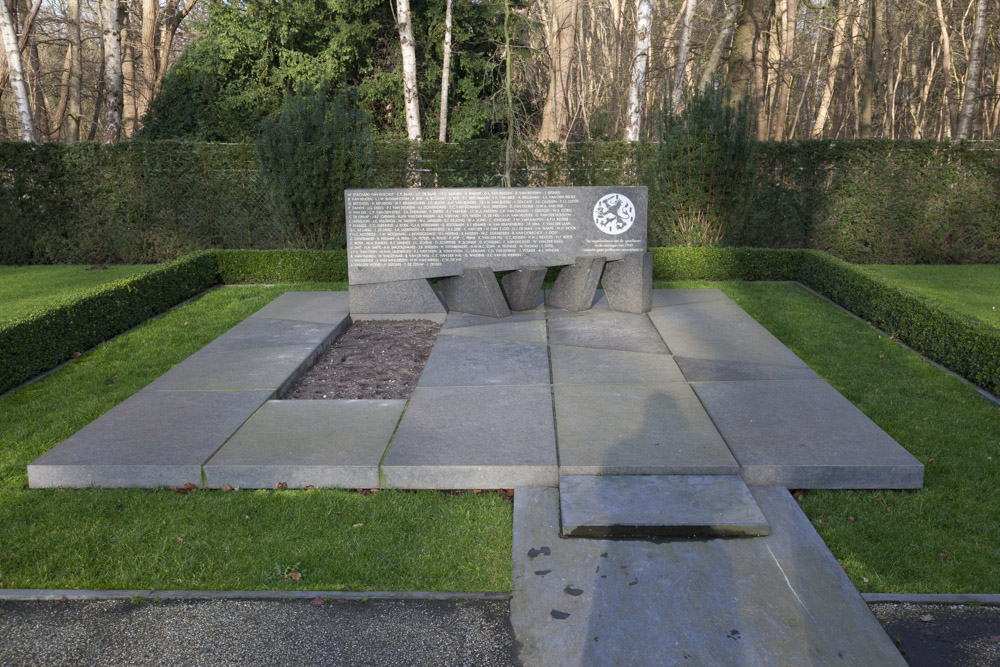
{"left": 559, "top": 474, "right": 769, "bottom": 538}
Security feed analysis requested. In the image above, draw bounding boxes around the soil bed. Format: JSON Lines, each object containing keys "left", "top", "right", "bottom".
{"left": 284, "top": 319, "right": 440, "bottom": 400}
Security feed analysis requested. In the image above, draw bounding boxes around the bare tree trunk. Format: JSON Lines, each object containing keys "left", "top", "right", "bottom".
{"left": 726, "top": 0, "right": 772, "bottom": 121}
{"left": 27, "top": 36, "right": 50, "bottom": 139}
{"left": 65, "top": 0, "right": 82, "bottom": 141}
{"left": 811, "top": 0, "right": 853, "bottom": 138}
{"left": 698, "top": 0, "right": 738, "bottom": 91}
{"left": 625, "top": 0, "right": 652, "bottom": 139}
{"left": 437, "top": 0, "right": 453, "bottom": 141}
{"left": 956, "top": 0, "right": 987, "bottom": 138}
{"left": 0, "top": 0, "right": 35, "bottom": 141}
{"left": 860, "top": 0, "right": 883, "bottom": 137}
{"left": 770, "top": 0, "right": 796, "bottom": 140}
{"left": 670, "top": 0, "right": 694, "bottom": 109}
{"left": 913, "top": 40, "right": 939, "bottom": 138}
{"left": 933, "top": 0, "right": 957, "bottom": 137}
{"left": 789, "top": 27, "right": 821, "bottom": 138}
{"left": 153, "top": 0, "right": 195, "bottom": 99}
{"left": 396, "top": 0, "right": 422, "bottom": 141}
{"left": 101, "top": 0, "right": 123, "bottom": 143}
{"left": 539, "top": 0, "right": 577, "bottom": 142}
{"left": 0, "top": 0, "right": 41, "bottom": 90}
{"left": 136, "top": 0, "right": 156, "bottom": 121}
{"left": 48, "top": 43, "right": 73, "bottom": 139}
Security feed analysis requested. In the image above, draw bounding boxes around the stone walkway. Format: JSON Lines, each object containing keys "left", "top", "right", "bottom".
{"left": 26, "top": 287, "right": 926, "bottom": 664}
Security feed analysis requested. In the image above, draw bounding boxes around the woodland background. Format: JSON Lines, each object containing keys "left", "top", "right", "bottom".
{"left": 1, "top": 0, "right": 999, "bottom": 143}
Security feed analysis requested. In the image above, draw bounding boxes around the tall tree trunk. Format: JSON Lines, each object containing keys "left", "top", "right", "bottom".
{"left": 396, "top": 0, "right": 421, "bottom": 141}
{"left": 0, "top": 0, "right": 40, "bottom": 90}
{"left": 27, "top": 35, "right": 50, "bottom": 139}
{"left": 956, "top": 0, "right": 987, "bottom": 139}
{"left": 153, "top": 0, "right": 196, "bottom": 99}
{"left": 48, "top": 43, "right": 73, "bottom": 140}
{"left": 811, "top": 0, "right": 853, "bottom": 138}
{"left": 860, "top": 0, "right": 883, "bottom": 137}
{"left": 539, "top": 0, "right": 577, "bottom": 142}
{"left": 698, "top": 0, "right": 738, "bottom": 91}
{"left": 136, "top": 0, "right": 157, "bottom": 122}
{"left": 725, "top": 0, "right": 772, "bottom": 122}
{"left": 933, "top": 0, "right": 957, "bottom": 137}
{"left": 438, "top": 0, "right": 453, "bottom": 142}
{"left": 101, "top": 0, "right": 123, "bottom": 143}
{"left": 65, "top": 0, "right": 82, "bottom": 141}
{"left": 0, "top": 0, "right": 35, "bottom": 141}
{"left": 770, "top": 0, "right": 796, "bottom": 140}
{"left": 625, "top": 0, "right": 652, "bottom": 139}
{"left": 670, "top": 0, "right": 694, "bottom": 109}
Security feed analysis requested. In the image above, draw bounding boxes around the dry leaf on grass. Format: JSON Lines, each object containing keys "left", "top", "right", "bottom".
{"left": 170, "top": 483, "right": 197, "bottom": 493}
{"left": 284, "top": 572, "right": 302, "bottom": 581}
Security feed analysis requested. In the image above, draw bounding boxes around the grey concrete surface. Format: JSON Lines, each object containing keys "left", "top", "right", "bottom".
{"left": 693, "top": 379, "right": 924, "bottom": 488}
{"left": 601, "top": 251, "right": 652, "bottom": 313}
{"left": 553, "top": 383, "right": 738, "bottom": 476}
{"left": 650, "top": 288, "right": 730, "bottom": 308}
{"left": 0, "top": 598, "right": 514, "bottom": 667}
{"left": 439, "top": 268, "right": 511, "bottom": 318}
{"left": 416, "top": 335, "right": 551, "bottom": 387}
{"left": 439, "top": 319, "right": 548, "bottom": 345}
{"left": 546, "top": 310, "right": 669, "bottom": 354}
{"left": 500, "top": 268, "right": 547, "bottom": 311}
{"left": 440, "top": 308, "right": 545, "bottom": 330}
{"left": 648, "top": 298, "right": 810, "bottom": 366}
{"left": 559, "top": 474, "right": 770, "bottom": 538}
{"left": 674, "top": 356, "right": 821, "bottom": 382}
{"left": 510, "top": 485, "right": 905, "bottom": 666}
{"left": 549, "top": 345, "right": 685, "bottom": 385}
{"left": 28, "top": 389, "right": 272, "bottom": 488}
{"left": 349, "top": 278, "right": 446, "bottom": 314}
{"left": 203, "top": 399, "right": 406, "bottom": 489}
{"left": 248, "top": 291, "right": 350, "bottom": 324}
{"left": 196, "top": 316, "right": 342, "bottom": 353}
{"left": 545, "top": 257, "right": 605, "bottom": 312}
{"left": 380, "top": 385, "right": 557, "bottom": 488}
{"left": 148, "top": 345, "right": 319, "bottom": 392}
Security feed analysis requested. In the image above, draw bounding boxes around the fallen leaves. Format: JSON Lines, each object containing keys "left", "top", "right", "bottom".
{"left": 274, "top": 482, "right": 288, "bottom": 491}
{"left": 919, "top": 614, "right": 934, "bottom": 623}
{"left": 311, "top": 596, "right": 325, "bottom": 607}
{"left": 169, "top": 483, "right": 197, "bottom": 493}
{"left": 284, "top": 571, "right": 302, "bottom": 581}
{"left": 222, "top": 485, "right": 234, "bottom": 493}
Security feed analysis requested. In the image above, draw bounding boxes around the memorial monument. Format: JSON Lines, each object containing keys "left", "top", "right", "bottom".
{"left": 346, "top": 186, "right": 651, "bottom": 317}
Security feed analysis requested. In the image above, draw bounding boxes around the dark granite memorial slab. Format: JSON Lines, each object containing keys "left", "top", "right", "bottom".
{"left": 438, "top": 268, "right": 512, "bottom": 318}
{"left": 345, "top": 187, "right": 647, "bottom": 285}
{"left": 348, "top": 278, "right": 446, "bottom": 314}
{"left": 545, "top": 257, "right": 606, "bottom": 312}
{"left": 500, "top": 267, "right": 547, "bottom": 311}
{"left": 602, "top": 251, "right": 652, "bottom": 313}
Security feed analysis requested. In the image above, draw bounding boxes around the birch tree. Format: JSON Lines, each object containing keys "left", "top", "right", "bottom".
{"left": 101, "top": 0, "right": 123, "bottom": 142}
{"left": 65, "top": 0, "right": 82, "bottom": 140}
{"left": 956, "top": 0, "right": 987, "bottom": 139}
{"left": 396, "top": 0, "right": 422, "bottom": 141}
{"left": 0, "top": 0, "right": 36, "bottom": 141}
{"left": 625, "top": 0, "right": 652, "bottom": 140}
{"left": 438, "top": 0, "right": 453, "bottom": 141}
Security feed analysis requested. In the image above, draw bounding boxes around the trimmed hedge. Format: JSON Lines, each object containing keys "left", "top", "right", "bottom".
{"left": 0, "top": 252, "right": 218, "bottom": 395}
{"left": 3, "top": 247, "right": 997, "bottom": 399}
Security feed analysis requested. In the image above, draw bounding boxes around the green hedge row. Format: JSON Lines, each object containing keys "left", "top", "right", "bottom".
{"left": 3, "top": 248, "right": 996, "bottom": 398}
{"left": 0, "top": 251, "right": 219, "bottom": 395}
{"left": 2, "top": 140, "right": 998, "bottom": 265}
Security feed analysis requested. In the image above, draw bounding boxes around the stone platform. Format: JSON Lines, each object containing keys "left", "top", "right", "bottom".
{"left": 28, "top": 289, "right": 923, "bottom": 491}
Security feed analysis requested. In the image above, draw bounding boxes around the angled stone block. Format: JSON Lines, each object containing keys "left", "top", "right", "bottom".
{"left": 500, "top": 267, "right": 547, "bottom": 311}
{"left": 349, "top": 279, "right": 445, "bottom": 314}
{"left": 438, "top": 268, "right": 511, "bottom": 318}
{"left": 559, "top": 475, "right": 769, "bottom": 538}
{"left": 545, "top": 257, "right": 605, "bottom": 312}
{"left": 601, "top": 252, "right": 652, "bottom": 313}
{"left": 249, "top": 291, "right": 350, "bottom": 324}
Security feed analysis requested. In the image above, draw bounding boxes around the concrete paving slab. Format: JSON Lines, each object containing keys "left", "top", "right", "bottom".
{"left": 203, "top": 399, "right": 405, "bottom": 489}
{"left": 439, "top": 319, "right": 548, "bottom": 345}
{"left": 27, "top": 390, "right": 272, "bottom": 488}
{"left": 416, "top": 336, "right": 551, "bottom": 387}
{"left": 198, "top": 316, "right": 344, "bottom": 353}
{"left": 380, "top": 386, "right": 557, "bottom": 488}
{"left": 351, "top": 313, "right": 448, "bottom": 324}
{"left": 648, "top": 298, "right": 808, "bottom": 367}
{"left": 148, "top": 344, "right": 320, "bottom": 393}
{"left": 549, "top": 345, "right": 685, "bottom": 385}
{"left": 553, "top": 383, "right": 738, "bottom": 476}
{"left": 675, "top": 356, "right": 820, "bottom": 382}
{"left": 248, "top": 291, "right": 350, "bottom": 324}
{"left": 510, "top": 485, "right": 905, "bottom": 666}
{"left": 546, "top": 311, "right": 669, "bottom": 354}
{"left": 693, "top": 379, "right": 924, "bottom": 488}
{"left": 651, "top": 288, "right": 730, "bottom": 308}
{"left": 559, "top": 474, "right": 769, "bottom": 538}
{"left": 440, "top": 309, "right": 545, "bottom": 330}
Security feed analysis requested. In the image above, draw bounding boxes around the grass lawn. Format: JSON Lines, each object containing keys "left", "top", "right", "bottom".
{"left": 2, "top": 276, "right": 997, "bottom": 594}
{"left": 863, "top": 264, "right": 1000, "bottom": 328}
{"left": 0, "top": 264, "right": 155, "bottom": 323}
{"left": 0, "top": 283, "right": 512, "bottom": 592}
{"left": 656, "top": 280, "right": 1000, "bottom": 595}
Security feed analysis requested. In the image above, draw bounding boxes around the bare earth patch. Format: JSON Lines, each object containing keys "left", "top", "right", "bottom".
{"left": 284, "top": 319, "right": 441, "bottom": 400}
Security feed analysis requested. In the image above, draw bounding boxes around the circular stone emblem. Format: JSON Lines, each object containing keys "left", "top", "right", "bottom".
{"left": 593, "top": 193, "right": 636, "bottom": 235}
